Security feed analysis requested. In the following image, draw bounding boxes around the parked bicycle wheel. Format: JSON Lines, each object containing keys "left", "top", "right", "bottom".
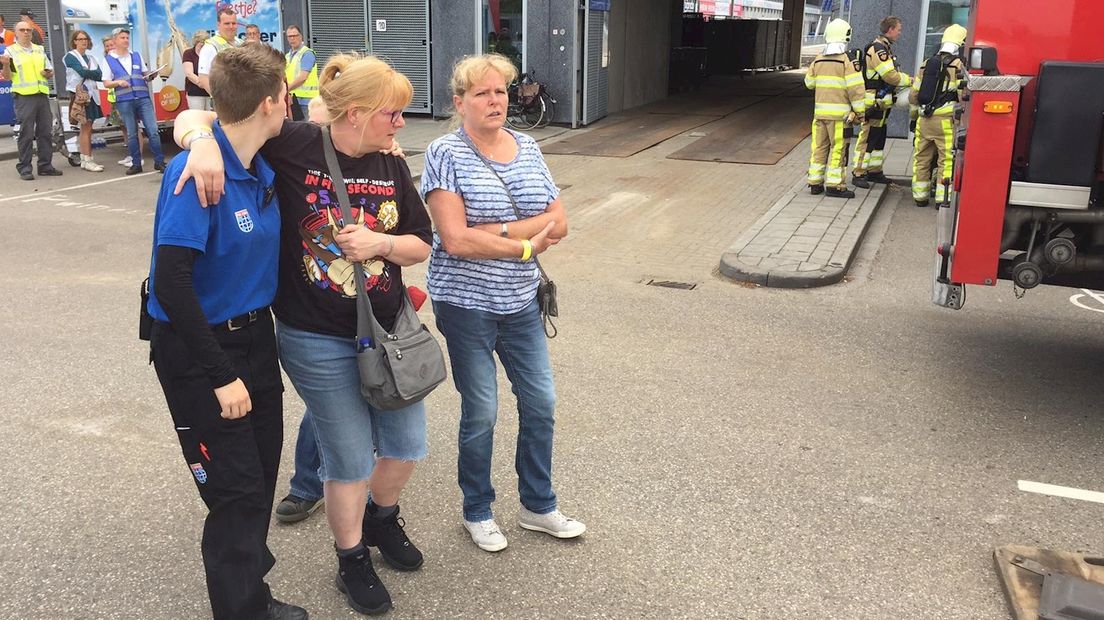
{"left": 507, "top": 96, "right": 544, "bottom": 130}
{"left": 535, "top": 92, "right": 555, "bottom": 128}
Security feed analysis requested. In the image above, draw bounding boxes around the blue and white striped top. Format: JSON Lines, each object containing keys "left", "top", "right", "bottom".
{"left": 420, "top": 128, "right": 559, "bottom": 314}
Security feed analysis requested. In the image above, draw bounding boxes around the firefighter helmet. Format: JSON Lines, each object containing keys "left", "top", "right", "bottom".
{"left": 942, "top": 24, "right": 967, "bottom": 46}
{"left": 824, "top": 19, "right": 852, "bottom": 44}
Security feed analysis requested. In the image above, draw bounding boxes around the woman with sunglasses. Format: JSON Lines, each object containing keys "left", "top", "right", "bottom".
{"left": 170, "top": 53, "right": 432, "bottom": 616}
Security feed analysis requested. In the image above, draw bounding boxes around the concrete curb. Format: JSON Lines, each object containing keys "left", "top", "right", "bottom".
{"left": 719, "top": 181, "right": 893, "bottom": 288}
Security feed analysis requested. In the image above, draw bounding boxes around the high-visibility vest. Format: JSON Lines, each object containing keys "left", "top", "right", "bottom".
{"left": 105, "top": 52, "right": 150, "bottom": 102}
{"left": 285, "top": 45, "right": 318, "bottom": 100}
{"left": 207, "top": 35, "right": 234, "bottom": 53}
{"left": 8, "top": 44, "right": 49, "bottom": 95}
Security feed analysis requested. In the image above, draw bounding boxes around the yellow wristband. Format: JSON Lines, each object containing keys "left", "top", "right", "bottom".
{"left": 181, "top": 126, "right": 213, "bottom": 147}
{"left": 520, "top": 239, "right": 533, "bottom": 261}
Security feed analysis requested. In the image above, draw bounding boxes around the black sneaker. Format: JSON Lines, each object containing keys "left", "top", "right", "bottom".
{"left": 268, "top": 597, "right": 309, "bottom": 620}
{"left": 125, "top": 165, "right": 143, "bottom": 175}
{"left": 154, "top": 161, "right": 166, "bottom": 173}
{"left": 336, "top": 547, "right": 392, "bottom": 615}
{"left": 852, "top": 175, "right": 871, "bottom": 189}
{"left": 809, "top": 184, "right": 824, "bottom": 195}
{"left": 866, "top": 171, "right": 890, "bottom": 184}
{"left": 275, "top": 494, "right": 324, "bottom": 523}
{"left": 363, "top": 504, "right": 424, "bottom": 571}
{"left": 38, "top": 167, "right": 62, "bottom": 176}
{"left": 825, "top": 187, "right": 856, "bottom": 199}
{"left": 19, "top": 171, "right": 33, "bottom": 181}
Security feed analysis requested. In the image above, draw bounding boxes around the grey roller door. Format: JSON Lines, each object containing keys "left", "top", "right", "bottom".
{"left": 581, "top": 6, "right": 607, "bottom": 126}
{"left": 308, "top": 0, "right": 368, "bottom": 68}
{"left": 0, "top": 0, "right": 49, "bottom": 46}
{"left": 368, "top": 0, "right": 430, "bottom": 113}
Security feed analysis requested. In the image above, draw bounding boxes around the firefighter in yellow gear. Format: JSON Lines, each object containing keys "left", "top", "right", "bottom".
{"left": 910, "top": 24, "right": 968, "bottom": 207}
{"left": 853, "top": 16, "right": 912, "bottom": 188}
{"left": 805, "top": 18, "right": 866, "bottom": 198}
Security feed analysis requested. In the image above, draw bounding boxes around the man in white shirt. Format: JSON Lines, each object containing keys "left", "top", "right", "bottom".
{"left": 197, "top": 8, "right": 239, "bottom": 93}
{"left": 101, "top": 28, "right": 165, "bottom": 174}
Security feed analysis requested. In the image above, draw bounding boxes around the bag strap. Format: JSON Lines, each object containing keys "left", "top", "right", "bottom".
{"left": 319, "top": 126, "right": 388, "bottom": 341}
{"left": 454, "top": 129, "right": 552, "bottom": 283}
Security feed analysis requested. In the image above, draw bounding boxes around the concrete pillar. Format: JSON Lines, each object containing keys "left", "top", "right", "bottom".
{"left": 849, "top": 0, "right": 923, "bottom": 138}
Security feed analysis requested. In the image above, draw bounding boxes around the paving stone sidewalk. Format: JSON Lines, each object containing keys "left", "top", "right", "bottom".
{"left": 719, "top": 137, "right": 911, "bottom": 287}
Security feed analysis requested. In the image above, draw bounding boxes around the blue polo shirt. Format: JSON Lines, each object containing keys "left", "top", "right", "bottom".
{"left": 147, "top": 122, "right": 280, "bottom": 323}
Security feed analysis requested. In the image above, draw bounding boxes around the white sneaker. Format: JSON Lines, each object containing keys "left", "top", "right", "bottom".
{"left": 118, "top": 156, "right": 133, "bottom": 167}
{"left": 463, "top": 518, "right": 508, "bottom": 552}
{"left": 518, "top": 508, "right": 586, "bottom": 539}
{"left": 80, "top": 156, "right": 104, "bottom": 172}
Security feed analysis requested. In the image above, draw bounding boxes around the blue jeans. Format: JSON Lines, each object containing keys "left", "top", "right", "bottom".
{"left": 433, "top": 299, "right": 557, "bottom": 522}
{"left": 276, "top": 321, "right": 427, "bottom": 482}
{"left": 115, "top": 96, "right": 164, "bottom": 166}
{"left": 288, "top": 409, "right": 323, "bottom": 502}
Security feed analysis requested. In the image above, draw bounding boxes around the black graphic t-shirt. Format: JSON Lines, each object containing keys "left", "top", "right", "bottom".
{"left": 261, "top": 120, "right": 432, "bottom": 337}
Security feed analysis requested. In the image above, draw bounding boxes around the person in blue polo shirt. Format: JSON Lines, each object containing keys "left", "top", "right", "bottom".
{"left": 146, "top": 44, "right": 308, "bottom": 620}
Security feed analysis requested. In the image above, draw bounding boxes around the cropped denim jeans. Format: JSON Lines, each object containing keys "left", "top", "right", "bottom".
{"left": 433, "top": 299, "right": 557, "bottom": 522}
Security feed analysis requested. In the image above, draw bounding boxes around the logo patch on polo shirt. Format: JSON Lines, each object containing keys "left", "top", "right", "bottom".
{"left": 189, "top": 462, "right": 208, "bottom": 484}
{"left": 235, "top": 209, "right": 254, "bottom": 233}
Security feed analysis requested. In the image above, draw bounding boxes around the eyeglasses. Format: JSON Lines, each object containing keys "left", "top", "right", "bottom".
{"left": 381, "top": 109, "right": 403, "bottom": 124}
{"left": 74, "top": 36, "right": 90, "bottom": 41}
{"left": 15, "top": 28, "right": 32, "bottom": 33}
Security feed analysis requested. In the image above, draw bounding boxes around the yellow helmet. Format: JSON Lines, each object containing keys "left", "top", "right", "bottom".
{"left": 824, "top": 19, "right": 852, "bottom": 44}
{"left": 942, "top": 24, "right": 967, "bottom": 46}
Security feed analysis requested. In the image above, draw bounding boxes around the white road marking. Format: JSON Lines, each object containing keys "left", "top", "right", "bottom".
{"left": 0, "top": 172, "right": 158, "bottom": 203}
{"left": 1018, "top": 480, "right": 1104, "bottom": 505}
{"left": 1069, "top": 289, "right": 1104, "bottom": 314}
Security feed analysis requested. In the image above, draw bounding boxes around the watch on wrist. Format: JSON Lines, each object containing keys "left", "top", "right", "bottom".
{"left": 500, "top": 222, "right": 509, "bottom": 238}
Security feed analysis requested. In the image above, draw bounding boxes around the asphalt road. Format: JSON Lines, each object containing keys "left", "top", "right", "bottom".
{"left": 0, "top": 151, "right": 1100, "bottom": 619}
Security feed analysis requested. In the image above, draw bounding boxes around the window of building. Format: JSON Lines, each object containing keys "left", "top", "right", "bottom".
{"left": 481, "top": 0, "right": 524, "bottom": 71}
{"left": 921, "top": 0, "right": 970, "bottom": 58}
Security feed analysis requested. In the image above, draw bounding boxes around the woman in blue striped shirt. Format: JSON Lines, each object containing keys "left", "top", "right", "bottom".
{"left": 421, "top": 53, "right": 584, "bottom": 553}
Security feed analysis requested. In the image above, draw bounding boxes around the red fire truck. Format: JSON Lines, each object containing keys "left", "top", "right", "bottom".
{"left": 932, "top": 0, "right": 1104, "bottom": 308}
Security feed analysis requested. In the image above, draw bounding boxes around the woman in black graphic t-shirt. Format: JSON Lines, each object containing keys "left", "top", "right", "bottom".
{"left": 172, "top": 54, "right": 432, "bottom": 616}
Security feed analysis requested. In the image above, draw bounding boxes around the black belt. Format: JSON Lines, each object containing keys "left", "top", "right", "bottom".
{"left": 217, "top": 307, "right": 268, "bottom": 332}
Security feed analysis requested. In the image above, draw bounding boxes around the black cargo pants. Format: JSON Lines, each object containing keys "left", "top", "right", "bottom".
{"left": 151, "top": 310, "right": 283, "bottom": 620}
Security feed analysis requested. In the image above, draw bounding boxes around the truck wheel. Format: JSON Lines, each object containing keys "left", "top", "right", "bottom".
{"left": 1012, "top": 260, "right": 1043, "bottom": 289}
{"left": 1044, "top": 238, "right": 1075, "bottom": 265}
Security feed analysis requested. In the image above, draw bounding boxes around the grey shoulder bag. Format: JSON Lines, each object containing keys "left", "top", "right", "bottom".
{"left": 321, "top": 127, "right": 447, "bottom": 410}
{"left": 457, "top": 131, "right": 559, "bottom": 338}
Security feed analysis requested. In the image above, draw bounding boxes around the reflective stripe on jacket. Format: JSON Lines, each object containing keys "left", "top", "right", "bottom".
{"left": 9, "top": 44, "right": 49, "bottom": 95}
{"left": 909, "top": 55, "right": 967, "bottom": 117}
{"left": 864, "top": 37, "right": 911, "bottom": 92}
{"left": 285, "top": 46, "right": 319, "bottom": 99}
{"left": 105, "top": 52, "right": 149, "bottom": 102}
{"left": 805, "top": 53, "right": 866, "bottom": 120}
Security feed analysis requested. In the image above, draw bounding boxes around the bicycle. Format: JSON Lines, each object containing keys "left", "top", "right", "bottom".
{"left": 506, "top": 72, "right": 556, "bottom": 130}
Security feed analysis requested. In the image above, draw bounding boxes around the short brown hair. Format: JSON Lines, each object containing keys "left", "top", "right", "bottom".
{"left": 209, "top": 43, "right": 285, "bottom": 124}
{"left": 880, "top": 16, "right": 902, "bottom": 34}
{"left": 218, "top": 7, "right": 236, "bottom": 19}
{"left": 68, "top": 29, "right": 92, "bottom": 50}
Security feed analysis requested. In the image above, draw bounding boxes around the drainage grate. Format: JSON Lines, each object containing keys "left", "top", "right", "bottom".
{"left": 646, "top": 279, "right": 697, "bottom": 290}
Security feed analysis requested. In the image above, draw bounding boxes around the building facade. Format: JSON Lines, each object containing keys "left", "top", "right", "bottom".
{"left": 279, "top": 0, "right": 809, "bottom": 127}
